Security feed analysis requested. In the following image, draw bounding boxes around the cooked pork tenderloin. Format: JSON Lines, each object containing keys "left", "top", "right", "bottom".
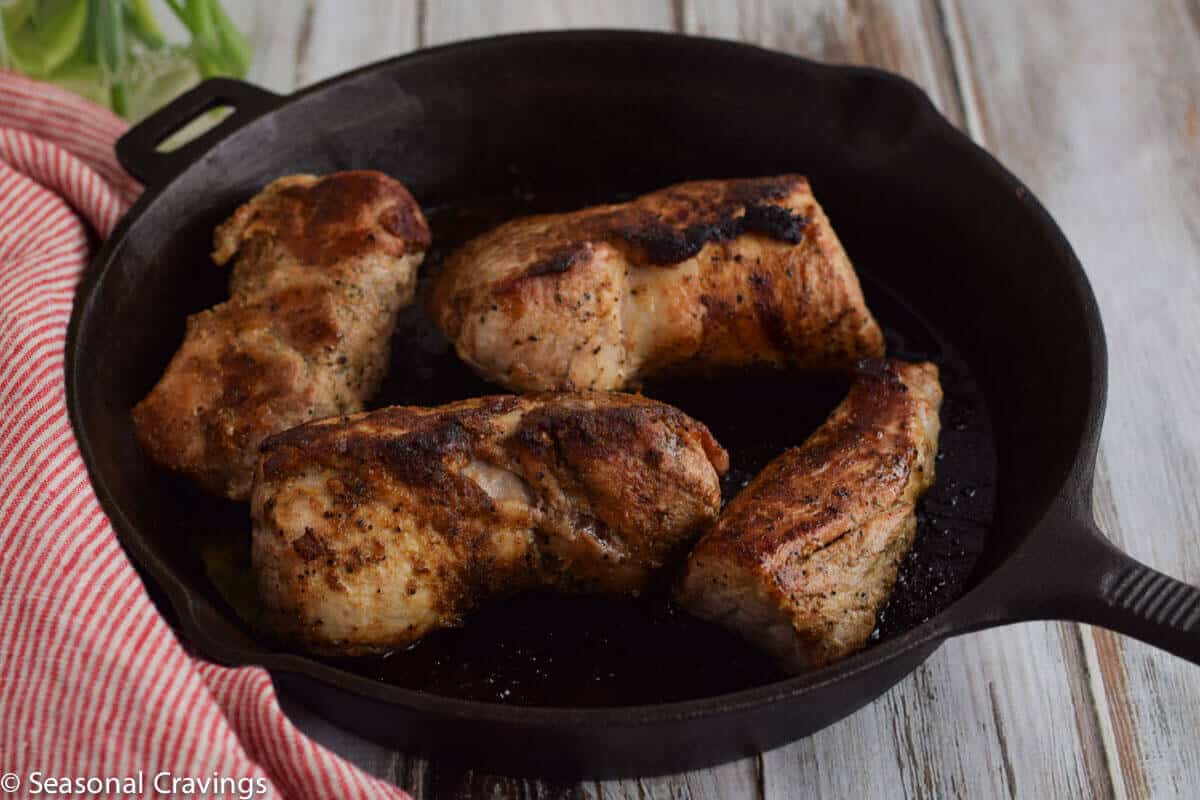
{"left": 676, "top": 359, "right": 941, "bottom": 671}
{"left": 251, "top": 392, "right": 728, "bottom": 655}
{"left": 132, "top": 171, "right": 431, "bottom": 499}
{"left": 429, "top": 175, "right": 884, "bottom": 392}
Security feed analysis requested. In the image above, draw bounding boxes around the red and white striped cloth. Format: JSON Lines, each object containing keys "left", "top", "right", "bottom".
{"left": 0, "top": 72, "right": 409, "bottom": 799}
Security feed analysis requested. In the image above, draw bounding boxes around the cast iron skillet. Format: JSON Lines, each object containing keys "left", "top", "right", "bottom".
{"left": 67, "top": 31, "right": 1200, "bottom": 778}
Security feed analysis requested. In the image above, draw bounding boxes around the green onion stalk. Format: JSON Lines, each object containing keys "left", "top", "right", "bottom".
{"left": 0, "top": 0, "right": 250, "bottom": 120}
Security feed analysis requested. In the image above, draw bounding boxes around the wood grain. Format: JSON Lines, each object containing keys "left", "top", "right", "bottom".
{"left": 950, "top": 2, "right": 1200, "bottom": 798}
{"left": 422, "top": 0, "right": 675, "bottom": 46}
{"left": 232, "top": 1, "right": 1200, "bottom": 797}
{"left": 685, "top": 0, "right": 966, "bottom": 126}
{"left": 240, "top": 0, "right": 420, "bottom": 91}
{"left": 685, "top": 1, "right": 1113, "bottom": 795}
{"left": 298, "top": 0, "right": 420, "bottom": 85}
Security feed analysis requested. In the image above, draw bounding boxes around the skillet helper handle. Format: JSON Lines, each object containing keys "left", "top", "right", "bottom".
{"left": 116, "top": 78, "right": 281, "bottom": 187}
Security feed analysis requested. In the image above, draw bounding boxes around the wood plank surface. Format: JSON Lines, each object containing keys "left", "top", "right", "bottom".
{"left": 948, "top": 3, "right": 1200, "bottom": 798}
{"left": 685, "top": 3, "right": 1114, "bottom": 799}
{"left": 232, "top": 2, "right": 1200, "bottom": 797}
{"left": 422, "top": 0, "right": 675, "bottom": 44}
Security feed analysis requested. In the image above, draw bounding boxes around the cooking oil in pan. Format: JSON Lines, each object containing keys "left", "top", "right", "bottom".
{"left": 198, "top": 190, "right": 997, "bottom": 706}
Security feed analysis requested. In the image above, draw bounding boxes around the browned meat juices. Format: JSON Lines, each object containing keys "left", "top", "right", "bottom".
{"left": 138, "top": 165, "right": 934, "bottom": 673}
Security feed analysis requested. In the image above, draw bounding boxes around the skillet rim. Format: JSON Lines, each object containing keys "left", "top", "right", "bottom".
{"left": 65, "top": 29, "right": 1107, "bottom": 728}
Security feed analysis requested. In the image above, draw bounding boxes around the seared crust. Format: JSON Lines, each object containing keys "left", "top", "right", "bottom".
{"left": 676, "top": 359, "right": 942, "bottom": 670}
{"left": 429, "top": 175, "right": 884, "bottom": 391}
{"left": 251, "top": 392, "right": 728, "bottom": 655}
{"left": 132, "top": 171, "right": 430, "bottom": 499}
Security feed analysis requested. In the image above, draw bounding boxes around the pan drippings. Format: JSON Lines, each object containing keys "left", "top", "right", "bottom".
{"left": 199, "top": 188, "right": 997, "bottom": 707}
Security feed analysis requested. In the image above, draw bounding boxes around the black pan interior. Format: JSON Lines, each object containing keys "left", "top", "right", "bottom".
{"left": 127, "top": 184, "right": 997, "bottom": 707}
{"left": 72, "top": 33, "right": 1099, "bottom": 714}
{"left": 326, "top": 195, "right": 995, "bottom": 705}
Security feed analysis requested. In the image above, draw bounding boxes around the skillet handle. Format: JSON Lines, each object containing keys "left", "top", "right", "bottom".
{"left": 1070, "top": 525, "right": 1200, "bottom": 663}
{"left": 943, "top": 517, "right": 1200, "bottom": 664}
{"left": 116, "top": 78, "right": 281, "bottom": 187}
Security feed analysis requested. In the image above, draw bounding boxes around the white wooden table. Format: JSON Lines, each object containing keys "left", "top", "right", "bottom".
{"left": 228, "top": 2, "right": 1200, "bottom": 797}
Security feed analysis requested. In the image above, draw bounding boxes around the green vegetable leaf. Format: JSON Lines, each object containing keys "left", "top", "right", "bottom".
{"left": 124, "top": 0, "right": 163, "bottom": 49}
{"left": 1, "top": 0, "right": 39, "bottom": 33}
{"left": 46, "top": 59, "right": 106, "bottom": 104}
{"left": 207, "top": 0, "right": 248, "bottom": 76}
{"left": 89, "top": 0, "right": 126, "bottom": 114}
{"left": 121, "top": 45, "right": 200, "bottom": 121}
{"left": 164, "top": 0, "right": 249, "bottom": 79}
{"left": 5, "top": 0, "right": 87, "bottom": 77}
{"left": 3, "top": 0, "right": 251, "bottom": 118}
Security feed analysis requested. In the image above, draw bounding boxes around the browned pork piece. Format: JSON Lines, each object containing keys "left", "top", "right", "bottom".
{"left": 251, "top": 392, "right": 728, "bottom": 655}
{"left": 676, "top": 359, "right": 942, "bottom": 671}
{"left": 429, "top": 175, "right": 884, "bottom": 392}
{"left": 132, "top": 171, "right": 431, "bottom": 499}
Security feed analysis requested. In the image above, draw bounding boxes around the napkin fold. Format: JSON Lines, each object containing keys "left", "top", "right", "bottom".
{"left": 0, "top": 71, "right": 408, "bottom": 800}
